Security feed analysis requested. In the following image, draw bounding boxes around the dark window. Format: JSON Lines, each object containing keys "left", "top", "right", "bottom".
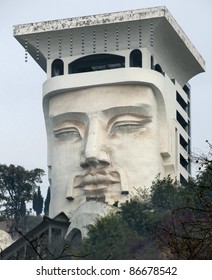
{"left": 154, "top": 64, "right": 164, "bottom": 75}
{"left": 180, "top": 174, "right": 187, "bottom": 185}
{"left": 188, "top": 120, "right": 191, "bottom": 137}
{"left": 187, "top": 101, "right": 191, "bottom": 118}
{"left": 180, "top": 134, "right": 188, "bottom": 151}
{"left": 176, "top": 91, "right": 188, "bottom": 111}
{"left": 183, "top": 84, "right": 190, "bottom": 99}
{"left": 51, "top": 59, "right": 64, "bottom": 77}
{"left": 68, "top": 54, "right": 125, "bottom": 74}
{"left": 176, "top": 111, "right": 188, "bottom": 132}
{"left": 180, "top": 154, "right": 188, "bottom": 171}
{"left": 130, "top": 49, "right": 142, "bottom": 67}
{"left": 188, "top": 139, "right": 191, "bottom": 155}
{"left": 151, "top": 55, "right": 154, "bottom": 70}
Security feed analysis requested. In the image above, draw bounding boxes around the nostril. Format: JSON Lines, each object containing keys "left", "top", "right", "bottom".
{"left": 80, "top": 151, "right": 110, "bottom": 169}
{"left": 80, "top": 157, "right": 99, "bottom": 169}
{"left": 99, "top": 160, "right": 110, "bottom": 167}
{"left": 80, "top": 158, "right": 110, "bottom": 169}
{"left": 80, "top": 162, "right": 89, "bottom": 169}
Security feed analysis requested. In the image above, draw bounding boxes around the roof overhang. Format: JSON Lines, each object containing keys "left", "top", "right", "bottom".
{"left": 14, "top": 6, "right": 205, "bottom": 86}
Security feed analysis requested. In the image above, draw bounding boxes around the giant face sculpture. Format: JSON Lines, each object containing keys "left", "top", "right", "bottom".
{"left": 45, "top": 84, "right": 165, "bottom": 218}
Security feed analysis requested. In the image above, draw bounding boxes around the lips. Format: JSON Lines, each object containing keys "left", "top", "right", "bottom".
{"left": 66, "top": 166, "right": 129, "bottom": 200}
{"left": 73, "top": 172, "right": 120, "bottom": 191}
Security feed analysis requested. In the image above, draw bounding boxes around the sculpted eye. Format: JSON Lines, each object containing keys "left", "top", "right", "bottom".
{"left": 110, "top": 119, "right": 151, "bottom": 135}
{"left": 53, "top": 127, "right": 82, "bottom": 141}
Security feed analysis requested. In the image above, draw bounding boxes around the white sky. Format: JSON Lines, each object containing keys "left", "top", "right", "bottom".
{"left": 0, "top": 0, "right": 211, "bottom": 196}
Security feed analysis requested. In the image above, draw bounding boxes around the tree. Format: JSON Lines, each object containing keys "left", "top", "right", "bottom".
{"left": 77, "top": 198, "right": 163, "bottom": 260}
{"left": 20, "top": 198, "right": 26, "bottom": 218}
{"left": 150, "top": 175, "right": 183, "bottom": 210}
{"left": 44, "top": 186, "right": 50, "bottom": 216}
{"left": 77, "top": 213, "right": 150, "bottom": 260}
{"left": 157, "top": 177, "right": 212, "bottom": 259}
{"left": 32, "top": 186, "right": 44, "bottom": 216}
{"left": 157, "top": 144, "right": 212, "bottom": 260}
{"left": 0, "top": 164, "right": 45, "bottom": 225}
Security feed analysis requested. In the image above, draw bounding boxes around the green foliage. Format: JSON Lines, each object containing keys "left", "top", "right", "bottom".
{"left": 195, "top": 164, "right": 212, "bottom": 207}
{"left": 33, "top": 186, "right": 44, "bottom": 216}
{"left": 0, "top": 164, "right": 45, "bottom": 224}
{"left": 157, "top": 166, "right": 212, "bottom": 259}
{"left": 77, "top": 199, "right": 163, "bottom": 260}
{"left": 44, "top": 186, "right": 50, "bottom": 216}
{"left": 79, "top": 213, "right": 127, "bottom": 259}
{"left": 20, "top": 198, "right": 26, "bottom": 217}
{"left": 78, "top": 212, "right": 158, "bottom": 260}
{"left": 120, "top": 199, "right": 160, "bottom": 236}
{"left": 150, "top": 175, "right": 183, "bottom": 210}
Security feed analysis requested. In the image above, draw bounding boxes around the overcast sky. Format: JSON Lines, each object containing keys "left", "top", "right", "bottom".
{"left": 0, "top": 0, "right": 211, "bottom": 195}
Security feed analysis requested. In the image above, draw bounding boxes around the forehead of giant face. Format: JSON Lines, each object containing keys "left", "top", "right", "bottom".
{"left": 48, "top": 85, "right": 157, "bottom": 117}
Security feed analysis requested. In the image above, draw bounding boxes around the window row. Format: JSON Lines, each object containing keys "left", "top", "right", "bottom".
{"left": 51, "top": 51, "right": 164, "bottom": 77}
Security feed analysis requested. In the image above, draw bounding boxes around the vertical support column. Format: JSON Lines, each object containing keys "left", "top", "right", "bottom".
{"left": 141, "top": 48, "right": 151, "bottom": 69}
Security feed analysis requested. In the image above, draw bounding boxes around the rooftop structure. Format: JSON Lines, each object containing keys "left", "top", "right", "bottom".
{"left": 14, "top": 6, "right": 205, "bottom": 86}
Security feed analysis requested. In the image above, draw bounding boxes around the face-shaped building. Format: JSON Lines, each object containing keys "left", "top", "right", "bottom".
{"left": 14, "top": 6, "right": 205, "bottom": 219}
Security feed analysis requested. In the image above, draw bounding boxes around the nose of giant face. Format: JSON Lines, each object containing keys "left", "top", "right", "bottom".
{"left": 80, "top": 150, "right": 110, "bottom": 169}
{"left": 80, "top": 116, "right": 110, "bottom": 169}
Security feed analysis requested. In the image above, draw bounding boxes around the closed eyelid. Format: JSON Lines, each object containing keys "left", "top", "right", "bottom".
{"left": 52, "top": 121, "right": 85, "bottom": 142}
{"left": 112, "top": 119, "right": 152, "bottom": 127}
{"left": 53, "top": 120, "right": 85, "bottom": 132}
{"left": 111, "top": 118, "right": 152, "bottom": 132}
{"left": 53, "top": 124, "right": 83, "bottom": 142}
{"left": 53, "top": 126, "right": 79, "bottom": 135}
{"left": 108, "top": 114, "right": 152, "bottom": 129}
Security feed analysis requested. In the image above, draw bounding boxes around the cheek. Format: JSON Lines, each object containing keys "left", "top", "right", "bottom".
{"left": 109, "top": 128, "right": 160, "bottom": 161}
{"left": 51, "top": 140, "right": 83, "bottom": 169}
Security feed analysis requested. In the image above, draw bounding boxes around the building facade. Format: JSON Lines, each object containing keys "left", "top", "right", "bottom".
{"left": 14, "top": 6, "right": 205, "bottom": 219}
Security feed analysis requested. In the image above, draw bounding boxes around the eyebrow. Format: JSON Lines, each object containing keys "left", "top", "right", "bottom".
{"left": 51, "top": 105, "right": 153, "bottom": 127}
{"left": 51, "top": 112, "right": 89, "bottom": 128}
{"left": 102, "top": 105, "right": 153, "bottom": 119}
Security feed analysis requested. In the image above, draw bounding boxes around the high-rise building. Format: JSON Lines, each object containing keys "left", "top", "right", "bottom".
{"left": 0, "top": 6, "right": 204, "bottom": 259}
{"left": 14, "top": 6, "right": 205, "bottom": 218}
